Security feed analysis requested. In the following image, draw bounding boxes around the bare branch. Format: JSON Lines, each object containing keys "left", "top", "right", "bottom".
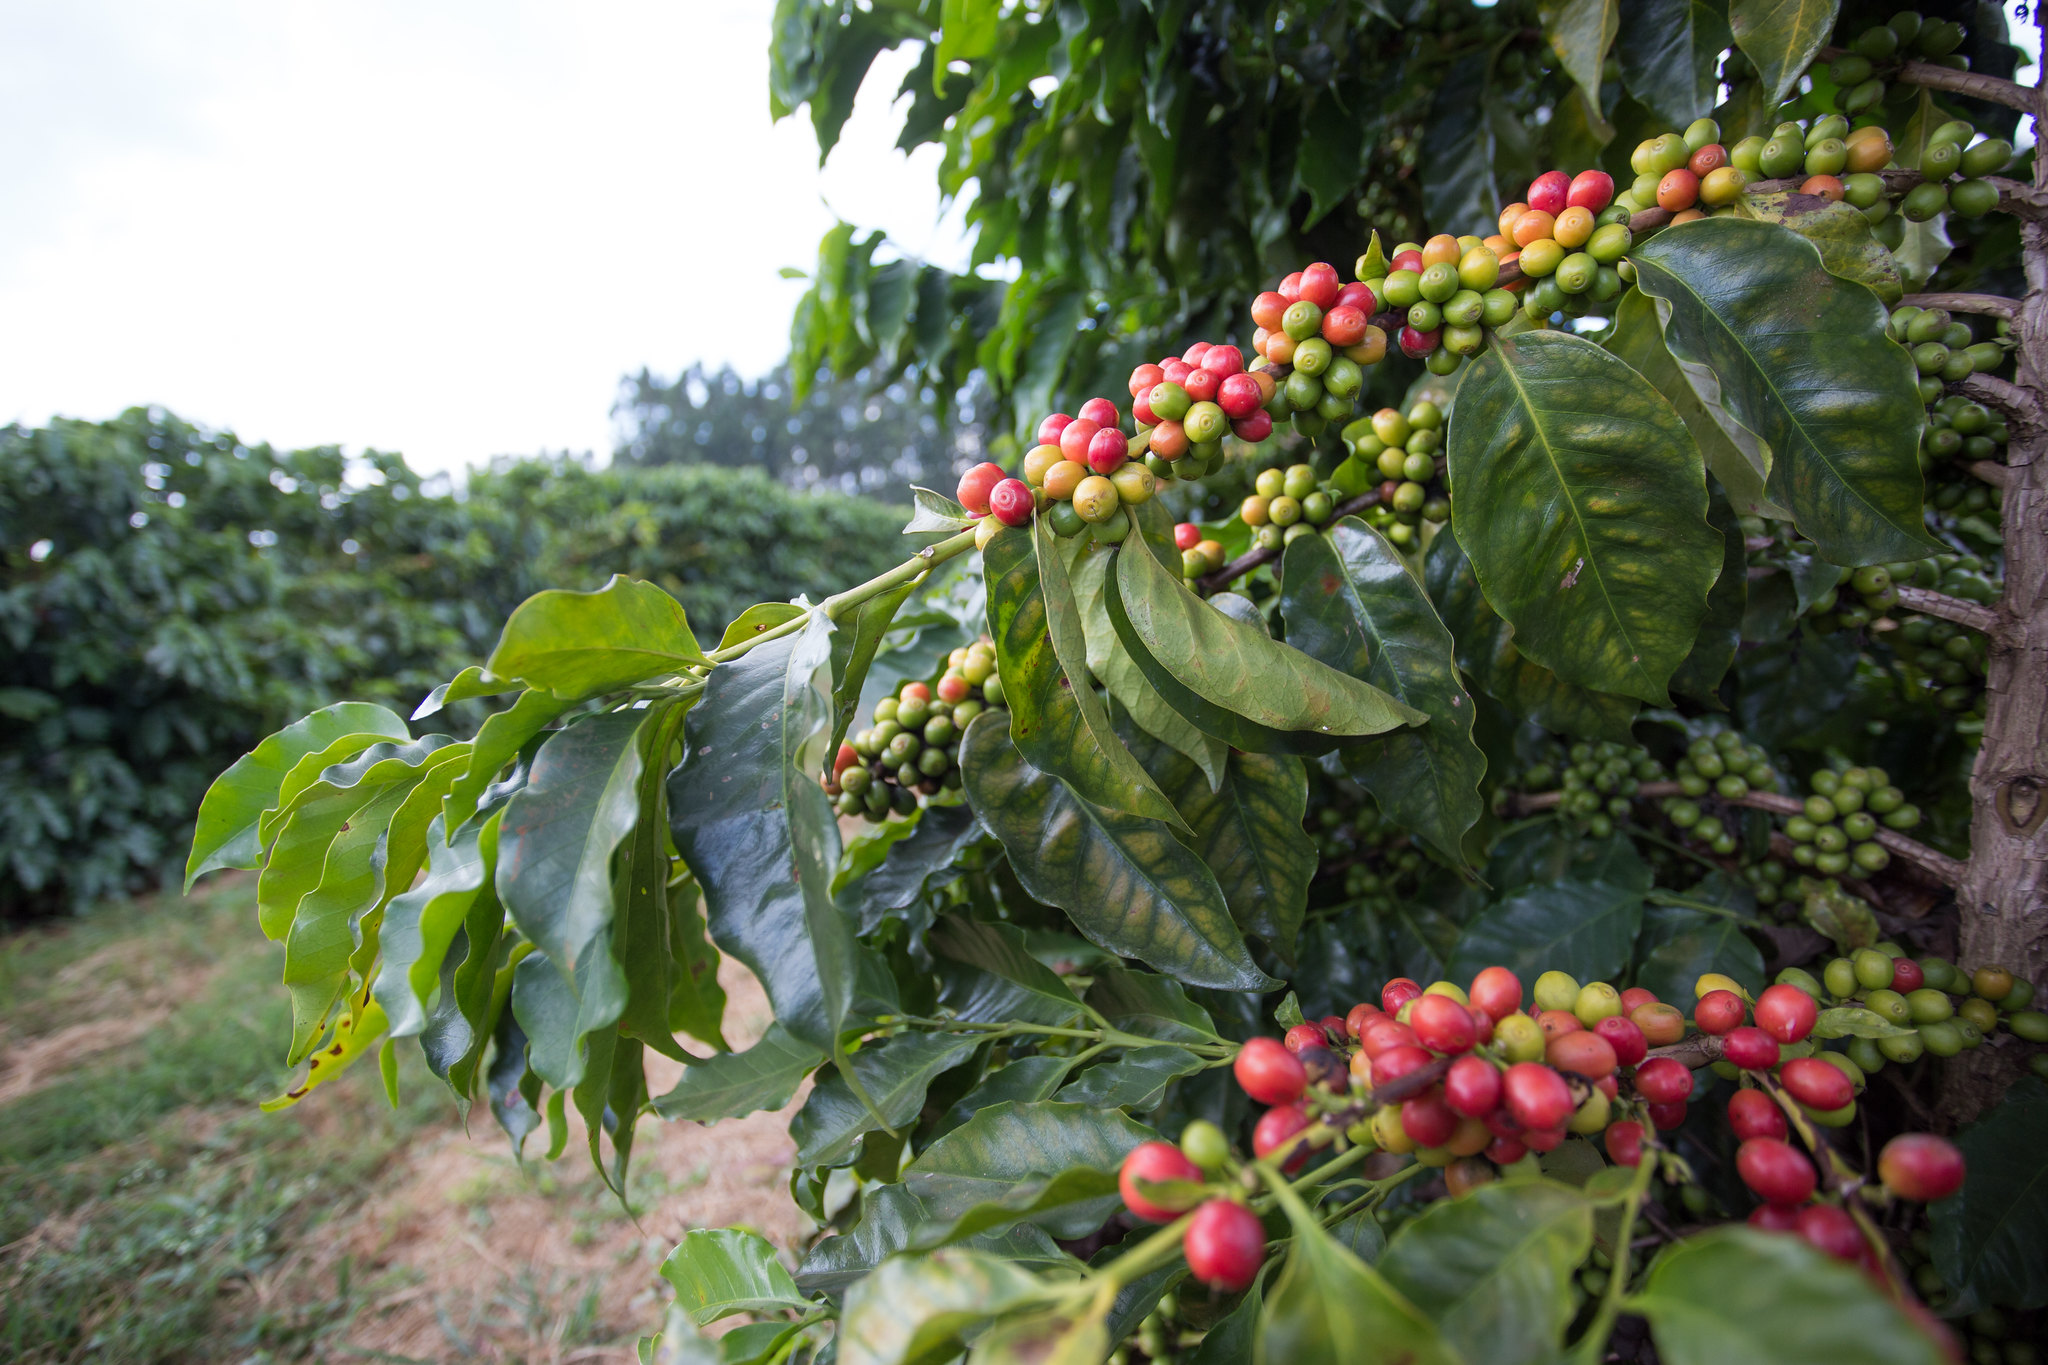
{"left": 1950, "top": 372, "right": 2035, "bottom": 423}
{"left": 1970, "top": 459, "right": 2011, "bottom": 488}
{"left": 1895, "top": 584, "right": 2001, "bottom": 635}
{"left": 1193, "top": 485, "right": 1387, "bottom": 593}
{"left": 1895, "top": 56, "right": 2042, "bottom": 116}
{"left": 1902, "top": 291, "right": 2021, "bottom": 320}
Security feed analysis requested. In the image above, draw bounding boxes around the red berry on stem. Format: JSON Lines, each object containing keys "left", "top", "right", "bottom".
{"left": 1537, "top": 1009, "right": 1584, "bottom": 1042}
{"left": 1184, "top": 1199, "right": 1264, "bottom": 1292}
{"left": 1469, "top": 966, "right": 1523, "bottom": 1021}
{"left": 1695, "top": 989, "right": 1747, "bottom": 1036}
{"left": 1605, "top": 1120, "right": 1645, "bottom": 1167}
{"left": 1503, "top": 1062, "right": 1573, "bottom": 1131}
{"left": 1566, "top": 168, "right": 1615, "bottom": 212}
{"left": 1527, "top": 170, "right": 1571, "bottom": 214}
{"left": 1278, "top": 271, "right": 1304, "bottom": 302}
{"left": 1593, "top": 1016, "right": 1647, "bottom": 1067}
{"left": 1879, "top": 1134, "right": 1966, "bottom": 1201}
{"left": 1251, "top": 292, "right": 1288, "bottom": 330}
{"left": 1182, "top": 342, "right": 1211, "bottom": 365}
{"left": 1411, "top": 993, "right": 1478, "bottom": 1055}
{"left": 1401, "top": 1091, "right": 1458, "bottom": 1148}
{"left": 1218, "top": 373, "right": 1264, "bottom": 419}
{"left": 1128, "top": 363, "right": 1165, "bottom": 397}
{"left": 1390, "top": 249, "right": 1425, "bottom": 274}
{"left": 987, "top": 479, "right": 1035, "bottom": 527}
{"left": 1795, "top": 1203, "right": 1865, "bottom": 1261}
{"left": 1634, "top": 1056, "right": 1692, "bottom": 1105}
{"left": 1620, "top": 987, "right": 1660, "bottom": 1013}
{"left": 1231, "top": 411, "right": 1274, "bottom": 443}
{"left": 1174, "top": 522, "right": 1202, "bottom": 552}
{"left": 1372, "top": 1044, "right": 1436, "bottom": 1087}
{"left": 956, "top": 461, "right": 1006, "bottom": 515}
{"left": 1363, "top": 1020, "right": 1419, "bottom": 1058}
{"left": 1467, "top": 1005, "right": 1495, "bottom": 1046}
{"left": 1321, "top": 305, "right": 1369, "bottom": 348}
{"left": 1086, "top": 426, "right": 1129, "bottom": 474}
{"left": 1298, "top": 262, "right": 1341, "bottom": 308}
{"left": 1058, "top": 418, "right": 1100, "bottom": 464}
{"left": 1201, "top": 345, "right": 1244, "bottom": 376}
{"left": 1737, "top": 1136, "right": 1817, "bottom": 1206}
{"left": 1253, "top": 1103, "right": 1312, "bottom": 1171}
{"left": 1335, "top": 281, "right": 1378, "bottom": 314}
{"left": 1381, "top": 978, "right": 1423, "bottom": 1015}
{"left": 1182, "top": 367, "right": 1220, "bottom": 403}
{"left": 1547, "top": 1030, "right": 1618, "bottom": 1079}
{"left": 1722, "top": 1026, "right": 1781, "bottom": 1072}
{"left": 1522, "top": 1127, "right": 1566, "bottom": 1153}
{"left": 1283, "top": 1023, "right": 1326, "bottom": 1054}
{"left": 1036, "top": 413, "right": 1073, "bottom": 446}
{"left": 1486, "top": 1134, "right": 1528, "bottom": 1165}
{"left": 1161, "top": 358, "right": 1194, "bottom": 384}
{"left": 1748, "top": 1203, "right": 1801, "bottom": 1232}
{"left": 1345, "top": 1002, "right": 1384, "bottom": 1040}
{"left": 1754, "top": 984, "right": 1818, "bottom": 1044}
{"left": 1317, "top": 1014, "right": 1348, "bottom": 1041}
{"left": 1727, "top": 1088, "right": 1787, "bottom": 1141}
{"left": 1119, "top": 1140, "right": 1204, "bottom": 1222}
{"left": 1233, "top": 1037, "right": 1307, "bottom": 1105}
{"left": 1646, "top": 1100, "right": 1688, "bottom": 1131}
{"left": 1780, "top": 1057, "right": 1854, "bottom": 1112}
{"left": 937, "top": 675, "right": 969, "bottom": 703}
{"left": 1078, "top": 396, "right": 1120, "bottom": 427}
{"left": 1891, "top": 958, "right": 1925, "bottom": 993}
{"left": 1398, "top": 325, "right": 1439, "bottom": 359}
{"left": 1132, "top": 390, "right": 1158, "bottom": 425}
{"left": 1445, "top": 1054, "right": 1503, "bottom": 1118}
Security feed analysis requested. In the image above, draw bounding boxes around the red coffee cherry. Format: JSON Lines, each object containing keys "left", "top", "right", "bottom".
{"left": 1526, "top": 169, "right": 1571, "bottom": 215}
{"left": 1695, "top": 989, "right": 1747, "bottom": 1036}
{"left": 1547, "top": 1030, "right": 1618, "bottom": 1079}
{"left": 1160, "top": 358, "right": 1194, "bottom": 384}
{"left": 1077, "top": 396, "right": 1120, "bottom": 427}
{"left": 1737, "top": 1136, "right": 1817, "bottom": 1207}
{"left": 1522, "top": 1126, "right": 1566, "bottom": 1153}
{"left": 1298, "top": 262, "right": 1341, "bottom": 308}
{"left": 1233, "top": 1037, "right": 1306, "bottom": 1105}
{"left": 1128, "top": 363, "right": 1165, "bottom": 397}
{"left": 1486, "top": 1134, "right": 1528, "bottom": 1165}
{"left": 1469, "top": 966, "right": 1523, "bottom": 1021}
{"left": 832, "top": 743, "right": 859, "bottom": 777}
{"left": 1371, "top": 1044, "right": 1436, "bottom": 1087}
{"left": 1593, "top": 1016, "right": 1647, "bottom": 1067}
{"left": 1780, "top": 1057, "right": 1854, "bottom": 1112}
{"left": 1389, "top": 249, "right": 1425, "bottom": 274}
{"left": 1747, "top": 1202, "right": 1801, "bottom": 1232}
{"left": 1467, "top": 1005, "right": 1495, "bottom": 1047}
{"left": 1132, "top": 389, "right": 1159, "bottom": 425}
{"left": 1604, "top": 1120, "right": 1645, "bottom": 1167}
{"left": 1253, "top": 1103, "right": 1312, "bottom": 1172}
{"left": 1634, "top": 1056, "right": 1692, "bottom": 1105}
{"left": 956, "top": 461, "right": 1007, "bottom": 515}
{"left": 1201, "top": 345, "right": 1244, "bottom": 376}
{"left": 1401, "top": 1091, "right": 1458, "bottom": 1148}
{"left": 1503, "top": 1062, "right": 1572, "bottom": 1131}
{"left": 1411, "top": 993, "right": 1478, "bottom": 1055}
{"left": 1174, "top": 522, "right": 1201, "bottom": 551}
{"left": 1362, "top": 1020, "right": 1419, "bottom": 1058}
{"left": 1879, "top": 1134, "right": 1966, "bottom": 1202}
{"left": 1646, "top": 1100, "right": 1688, "bottom": 1131}
{"left": 1753, "top": 984, "right": 1819, "bottom": 1044}
{"left": 1632, "top": 1002, "right": 1688, "bottom": 1046}
{"left": 1566, "top": 168, "right": 1614, "bottom": 212}
{"left": 1891, "top": 958, "right": 1926, "bottom": 993}
{"left": 988, "top": 479, "right": 1035, "bottom": 527}
{"left": 1721, "top": 1026, "right": 1781, "bottom": 1072}
{"left": 1620, "top": 986, "right": 1660, "bottom": 1013}
{"left": 1182, "top": 367, "right": 1220, "bottom": 403}
{"left": 1381, "top": 978, "right": 1423, "bottom": 1015}
{"left": 1251, "top": 292, "right": 1288, "bottom": 330}
{"left": 1058, "top": 417, "right": 1101, "bottom": 464}
{"left": 1231, "top": 411, "right": 1274, "bottom": 442}
{"left": 1727, "top": 1087, "right": 1788, "bottom": 1141}
{"left": 1321, "top": 305, "right": 1369, "bottom": 348}
{"left": 1184, "top": 1199, "right": 1264, "bottom": 1292}
{"left": 1444, "top": 1054, "right": 1503, "bottom": 1118}
{"left": 1344, "top": 1002, "right": 1384, "bottom": 1040}
{"left": 1335, "top": 281, "right": 1378, "bottom": 314}
{"left": 1119, "top": 1140, "right": 1203, "bottom": 1222}
{"left": 1086, "top": 426, "right": 1130, "bottom": 474}
{"left": 1317, "top": 1014, "right": 1349, "bottom": 1040}
{"left": 1218, "top": 373, "right": 1264, "bottom": 419}
{"left": 1283, "top": 1023, "right": 1326, "bottom": 1053}
{"left": 1035, "top": 413, "right": 1073, "bottom": 446}
{"left": 1398, "top": 325, "right": 1439, "bottom": 359}
{"left": 1277, "top": 271, "right": 1304, "bottom": 302}
{"left": 1537, "top": 1009, "right": 1584, "bottom": 1042}
{"left": 1795, "top": 1203, "right": 1865, "bottom": 1261}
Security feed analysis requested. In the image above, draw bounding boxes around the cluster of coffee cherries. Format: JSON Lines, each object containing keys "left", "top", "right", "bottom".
{"left": 1682, "top": 974, "right": 1967, "bottom": 1264}
{"left": 1783, "top": 764, "right": 1920, "bottom": 877}
{"left": 1335, "top": 401, "right": 1451, "bottom": 546}
{"left": 1170, "top": 522, "right": 1229, "bottom": 581}
{"left": 953, "top": 400, "right": 1162, "bottom": 544}
{"left": 1891, "top": 605, "right": 1993, "bottom": 723}
{"left": 1893, "top": 302, "right": 2010, "bottom": 388}
{"left": 1780, "top": 945, "right": 2048, "bottom": 1075}
{"left": 1615, "top": 118, "right": 1759, "bottom": 219}
{"left": 1491, "top": 168, "right": 1634, "bottom": 326}
{"left": 1512, "top": 736, "right": 1668, "bottom": 840}
{"left": 1242, "top": 260, "right": 1391, "bottom": 434}
{"left": 826, "top": 649, "right": 1006, "bottom": 821}
{"left": 1831, "top": 10, "right": 1974, "bottom": 114}
{"left": 1127, "top": 343, "right": 1277, "bottom": 474}
{"left": 1659, "top": 730, "right": 1778, "bottom": 855}
{"left": 1311, "top": 797, "right": 1426, "bottom": 913}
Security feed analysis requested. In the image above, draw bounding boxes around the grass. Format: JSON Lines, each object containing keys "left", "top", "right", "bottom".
{"left": 0, "top": 878, "right": 452, "bottom": 1363}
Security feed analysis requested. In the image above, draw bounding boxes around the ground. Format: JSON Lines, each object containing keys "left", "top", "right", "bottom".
{"left": 0, "top": 876, "right": 811, "bottom": 1364}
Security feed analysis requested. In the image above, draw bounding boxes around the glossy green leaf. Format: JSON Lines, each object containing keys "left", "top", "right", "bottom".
{"left": 1632, "top": 1227, "right": 1944, "bottom": 1364}
{"left": 1668, "top": 478, "right": 1747, "bottom": 703}
{"left": 444, "top": 687, "right": 569, "bottom": 833}
{"left": 904, "top": 1101, "right": 1154, "bottom": 1243}
{"left": 969, "top": 1299, "right": 1109, "bottom": 1365}
{"left": 186, "top": 701, "right": 410, "bottom": 888}
{"left": 1737, "top": 191, "right": 1903, "bottom": 305}
{"left": 981, "top": 522, "right": 1186, "bottom": 830}
{"left": 1423, "top": 526, "right": 1640, "bottom": 742}
{"left": 1257, "top": 1176, "right": 1454, "bottom": 1365}
{"left": 660, "top": 1228, "right": 814, "bottom": 1326}
{"left": 411, "top": 666, "right": 518, "bottom": 720}
{"left": 669, "top": 616, "right": 857, "bottom": 1053}
{"left": 839, "top": 1248, "right": 1049, "bottom": 1365}
{"left": 830, "top": 579, "right": 918, "bottom": 753}
{"left": 1380, "top": 1181, "right": 1593, "bottom": 1365}
{"left": 1421, "top": 53, "right": 1508, "bottom": 238}
{"left": 789, "top": 1031, "right": 980, "bottom": 1166}
{"left": 1730, "top": 0, "right": 1840, "bottom": 107}
{"left": 1108, "top": 538, "right": 1424, "bottom": 753}
{"left": 959, "top": 714, "right": 1275, "bottom": 991}
{"left": 1448, "top": 876, "right": 1647, "bottom": 994}
{"left": 1054, "top": 1046, "right": 1206, "bottom": 1112}
{"left": 486, "top": 573, "right": 706, "bottom": 699}
{"left": 1932, "top": 1077, "right": 2048, "bottom": 1313}
{"left": 1084, "top": 964, "right": 1223, "bottom": 1045}
{"left": 929, "top": 915, "right": 1087, "bottom": 1026}
{"left": 652, "top": 1022, "right": 824, "bottom": 1123}
{"left": 1448, "top": 329, "right": 1720, "bottom": 705}
{"left": 1282, "top": 520, "right": 1486, "bottom": 869}
{"left": 1547, "top": 0, "right": 1619, "bottom": 122}
{"left": 1632, "top": 217, "right": 1937, "bottom": 566}
{"left": 1617, "top": 0, "right": 1732, "bottom": 129}
{"left": 1189, "top": 1281, "right": 1262, "bottom": 1365}
{"left": 1810, "top": 1006, "right": 1916, "bottom": 1040}
{"left": 841, "top": 804, "right": 983, "bottom": 934}
{"left": 906, "top": 485, "right": 976, "bottom": 534}
{"left": 797, "top": 1186, "right": 1072, "bottom": 1294}
{"left": 718, "top": 601, "right": 807, "bottom": 652}
{"left": 616, "top": 705, "right": 696, "bottom": 1063}
{"left": 376, "top": 811, "right": 497, "bottom": 1037}
{"left": 1633, "top": 899, "right": 1766, "bottom": 1003}
{"left": 666, "top": 872, "right": 729, "bottom": 1051}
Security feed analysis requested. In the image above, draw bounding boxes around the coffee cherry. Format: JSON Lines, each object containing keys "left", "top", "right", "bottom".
{"left": 1253, "top": 1103, "right": 1312, "bottom": 1172}
{"left": 1527, "top": 170, "right": 1570, "bottom": 215}
{"left": 1723, "top": 1026, "right": 1781, "bottom": 1071}
{"left": 1469, "top": 966, "right": 1523, "bottom": 1021}
{"left": 957, "top": 461, "right": 1006, "bottom": 514}
{"left": 1503, "top": 1062, "right": 1573, "bottom": 1131}
{"left": 1494, "top": 1012, "right": 1546, "bottom": 1063}
{"left": 1444, "top": 1054, "right": 1502, "bottom": 1118}
{"left": 1233, "top": 1037, "right": 1306, "bottom": 1105}
{"left": 1411, "top": 993, "right": 1478, "bottom": 1054}
{"left": 1880, "top": 1134, "right": 1965, "bottom": 1201}
{"left": 1593, "top": 1016, "right": 1647, "bottom": 1067}
{"left": 1128, "top": 363, "right": 1165, "bottom": 398}
{"left": 1781, "top": 1057, "right": 1855, "bottom": 1112}
{"left": 1251, "top": 292, "right": 1287, "bottom": 331}
{"left": 1076, "top": 396, "right": 1118, "bottom": 428}
{"left": 1362, "top": 1019, "right": 1418, "bottom": 1058}
{"left": 1297, "top": 261, "right": 1340, "bottom": 308}
{"left": 1634, "top": 1056, "right": 1692, "bottom": 1105}
{"left": 1382, "top": 977, "right": 1423, "bottom": 1015}
{"left": 1036, "top": 413, "right": 1074, "bottom": 447}
{"left": 1086, "top": 426, "right": 1129, "bottom": 475}
{"left": 1632, "top": 1003, "right": 1687, "bottom": 1046}
{"left": 1401, "top": 1091, "right": 1458, "bottom": 1148}
{"left": 1173, "top": 522, "right": 1201, "bottom": 552}
{"left": 1647, "top": 1100, "right": 1688, "bottom": 1131}
{"left": 1372, "top": 1044, "right": 1436, "bottom": 1087}
{"left": 1183, "top": 1199, "right": 1264, "bottom": 1292}
{"left": 1120, "top": 1140, "right": 1204, "bottom": 1222}
{"left": 1283, "top": 1022, "right": 1326, "bottom": 1053}
{"left": 1605, "top": 1120, "right": 1645, "bottom": 1167}
{"left": 988, "top": 478, "right": 1035, "bottom": 527}
{"left": 1738, "top": 1136, "right": 1817, "bottom": 1206}
{"left": 1748, "top": 1203, "right": 1800, "bottom": 1232}
{"left": 1567, "top": 168, "right": 1614, "bottom": 212}
{"left": 1548, "top": 1030, "right": 1619, "bottom": 1079}
{"left": 1753, "top": 984, "right": 1819, "bottom": 1044}
{"left": 1696, "top": 990, "right": 1747, "bottom": 1036}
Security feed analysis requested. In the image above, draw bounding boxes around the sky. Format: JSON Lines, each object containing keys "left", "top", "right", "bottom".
{"left": 0, "top": 0, "right": 968, "bottom": 474}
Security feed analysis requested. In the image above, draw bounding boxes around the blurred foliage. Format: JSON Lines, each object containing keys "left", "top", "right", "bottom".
{"left": 0, "top": 408, "right": 906, "bottom": 919}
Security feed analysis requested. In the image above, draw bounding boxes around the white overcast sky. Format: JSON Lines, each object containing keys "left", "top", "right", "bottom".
{"left": 0, "top": 0, "right": 967, "bottom": 475}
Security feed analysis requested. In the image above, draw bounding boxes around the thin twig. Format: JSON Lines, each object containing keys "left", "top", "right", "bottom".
{"left": 1902, "top": 291, "right": 2021, "bottom": 320}
{"left": 1894, "top": 585, "right": 2000, "bottom": 635}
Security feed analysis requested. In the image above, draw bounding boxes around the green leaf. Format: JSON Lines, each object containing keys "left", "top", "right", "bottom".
{"left": 1632, "top": 1227, "right": 1944, "bottom": 1364}
{"left": 969, "top": 1300, "right": 1110, "bottom": 1365}
{"left": 959, "top": 713, "right": 1275, "bottom": 992}
{"left": 487, "top": 574, "right": 706, "bottom": 699}
{"left": 789, "top": 1031, "right": 980, "bottom": 1167}
{"left": 1189, "top": 1281, "right": 1263, "bottom": 1365}
{"left": 1447, "top": 329, "right": 1720, "bottom": 705}
{"left": 444, "top": 687, "right": 570, "bottom": 833}
{"left": 842, "top": 804, "right": 983, "bottom": 934}
{"left": 1085, "top": 964, "right": 1223, "bottom": 1045}
{"left": 1055, "top": 1046, "right": 1206, "bottom": 1112}
{"left": 981, "top": 522, "right": 1187, "bottom": 831}
{"left": 929, "top": 916, "right": 1087, "bottom": 1026}
{"left": 1547, "top": 0, "right": 1619, "bottom": 126}
{"left": 1668, "top": 478, "right": 1747, "bottom": 703}
{"left": 1737, "top": 192, "right": 1904, "bottom": 305}
{"left": 797, "top": 1186, "right": 1072, "bottom": 1294}
{"left": 1932, "top": 1077, "right": 2048, "bottom": 1313}
{"left": 1449, "top": 877, "right": 1647, "bottom": 994}
{"left": 932, "top": 0, "right": 1001, "bottom": 91}
{"left": 830, "top": 580, "right": 918, "bottom": 753}
{"left": 1379, "top": 1181, "right": 1594, "bottom": 1365}
{"left": 652, "top": 1023, "right": 824, "bottom": 1123}
{"left": 1809, "top": 1006, "right": 1916, "bottom": 1039}
{"left": 411, "top": 666, "right": 518, "bottom": 720}
{"left": 1634, "top": 900, "right": 1766, "bottom": 1003}
{"left": 1107, "top": 537, "right": 1425, "bottom": 754}
{"left": 1281, "top": 520, "right": 1486, "bottom": 869}
{"left": 1729, "top": 0, "right": 1840, "bottom": 108}
{"left": 186, "top": 701, "right": 410, "bottom": 888}
{"left": 906, "top": 486, "right": 975, "bottom": 534}
{"left": 1617, "top": 0, "right": 1733, "bottom": 129}
{"left": 719, "top": 601, "right": 807, "bottom": 652}
{"left": 660, "top": 1229, "right": 813, "bottom": 1326}
{"left": 904, "top": 1101, "right": 1154, "bottom": 1243}
{"left": 1421, "top": 53, "right": 1507, "bottom": 239}
{"left": 1257, "top": 1176, "right": 1455, "bottom": 1365}
{"left": 669, "top": 617, "right": 857, "bottom": 1053}
{"left": 374, "top": 810, "right": 497, "bottom": 1037}
{"left": 1298, "top": 93, "right": 1365, "bottom": 228}
{"left": 839, "top": 1248, "right": 1049, "bottom": 1365}
{"left": 1632, "top": 217, "right": 1937, "bottom": 566}
{"left": 666, "top": 874, "right": 729, "bottom": 1052}
{"left": 1605, "top": 287, "right": 1785, "bottom": 522}
{"left": 616, "top": 705, "right": 696, "bottom": 1063}
{"left": 1423, "top": 526, "right": 1641, "bottom": 742}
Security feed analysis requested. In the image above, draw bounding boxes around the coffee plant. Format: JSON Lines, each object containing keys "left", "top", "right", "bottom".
{"left": 186, "top": 3, "right": 2048, "bottom": 1362}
